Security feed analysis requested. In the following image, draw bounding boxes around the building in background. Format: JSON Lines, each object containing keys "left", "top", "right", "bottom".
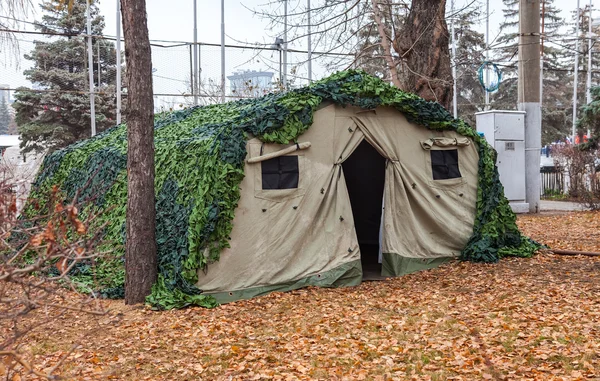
{"left": 0, "top": 86, "right": 16, "bottom": 134}
{"left": 0, "top": 135, "right": 44, "bottom": 214}
{"left": 227, "top": 70, "right": 274, "bottom": 99}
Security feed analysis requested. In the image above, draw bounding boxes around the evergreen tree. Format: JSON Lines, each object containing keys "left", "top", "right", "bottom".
{"left": 493, "top": 0, "right": 570, "bottom": 144}
{"left": 13, "top": 0, "right": 119, "bottom": 154}
{"left": 563, "top": 5, "right": 600, "bottom": 141}
{"left": 0, "top": 94, "right": 11, "bottom": 134}
{"left": 355, "top": 8, "right": 406, "bottom": 81}
{"left": 578, "top": 86, "right": 600, "bottom": 145}
{"left": 453, "top": 8, "right": 486, "bottom": 126}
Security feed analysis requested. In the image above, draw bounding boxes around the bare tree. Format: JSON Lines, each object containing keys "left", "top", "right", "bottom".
{"left": 250, "top": 0, "right": 454, "bottom": 109}
{"left": 0, "top": 162, "right": 118, "bottom": 379}
{"left": 120, "top": 0, "right": 157, "bottom": 304}
{"left": 392, "top": 0, "right": 453, "bottom": 108}
{"left": 0, "top": 0, "right": 32, "bottom": 65}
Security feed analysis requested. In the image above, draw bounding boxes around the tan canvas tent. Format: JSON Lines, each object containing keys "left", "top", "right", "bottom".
{"left": 196, "top": 104, "right": 480, "bottom": 303}
{"left": 29, "top": 70, "right": 537, "bottom": 309}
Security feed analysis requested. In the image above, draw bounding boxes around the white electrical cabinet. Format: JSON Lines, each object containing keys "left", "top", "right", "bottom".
{"left": 475, "top": 110, "right": 529, "bottom": 213}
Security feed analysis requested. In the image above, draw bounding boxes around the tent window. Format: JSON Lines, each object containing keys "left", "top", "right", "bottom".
{"left": 431, "top": 150, "right": 461, "bottom": 180}
{"left": 261, "top": 156, "right": 299, "bottom": 189}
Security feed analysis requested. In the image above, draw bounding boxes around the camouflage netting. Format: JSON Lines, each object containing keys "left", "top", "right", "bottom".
{"left": 25, "top": 70, "right": 540, "bottom": 309}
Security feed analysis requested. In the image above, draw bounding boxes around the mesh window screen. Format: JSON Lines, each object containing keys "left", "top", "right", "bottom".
{"left": 261, "top": 156, "right": 299, "bottom": 189}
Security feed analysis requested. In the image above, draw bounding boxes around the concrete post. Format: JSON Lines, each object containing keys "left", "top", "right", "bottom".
{"left": 518, "top": 0, "right": 541, "bottom": 213}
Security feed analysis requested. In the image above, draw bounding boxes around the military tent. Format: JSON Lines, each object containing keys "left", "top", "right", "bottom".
{"left": 26, "top": 71, "right": 538, "bottom": 309}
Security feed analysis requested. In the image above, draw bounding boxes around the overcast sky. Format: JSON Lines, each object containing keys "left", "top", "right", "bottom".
{"left": 0, "top": 0, "right": 594, "bottom": 104}
{"left": 94, "top": 0, "right": 585, "bottom": 48}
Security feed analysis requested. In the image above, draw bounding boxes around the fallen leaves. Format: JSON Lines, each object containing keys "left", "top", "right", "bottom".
{"left": 517, "top": 210, "right": 600, "bottom": 253}
{"left": 2, "top": 211, "right": 599, "bottom": 380}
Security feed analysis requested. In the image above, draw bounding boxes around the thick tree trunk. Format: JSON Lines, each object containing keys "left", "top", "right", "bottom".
{"left": 393, "top": 0, "right": 453, "bottom": 110}
{"left": 121, "top": 0, "right": 157, "bottom": 304}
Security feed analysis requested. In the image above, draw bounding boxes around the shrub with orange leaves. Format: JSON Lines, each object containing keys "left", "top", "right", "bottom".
{"left": 0, "top": 162, "right": 116, "bottom": 380}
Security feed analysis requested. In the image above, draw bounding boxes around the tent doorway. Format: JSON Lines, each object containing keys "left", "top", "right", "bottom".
{"left": 342, "top": 139, "right": 386, "bottom": 279}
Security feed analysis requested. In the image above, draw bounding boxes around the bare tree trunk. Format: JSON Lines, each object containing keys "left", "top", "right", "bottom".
{"left": 371, "top": 0, "right": 402, "bottom": 88}
{"left": 393, "top": 0, "right": 453, "bottom": 110}
{"left": 121, "top": 0, "right": 157, "bottom": 304}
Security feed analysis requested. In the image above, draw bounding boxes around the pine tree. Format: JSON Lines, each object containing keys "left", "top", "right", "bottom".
{"left": 355, "top": 7, "right": 406, "bottom": 81}
{"left": 563, "top": 5, "right": 600, "bottom": 140}
{"left": 12, "top": 0, "right": 119, "bottom": 154}
{"left": 453, "top": 8, "right": 486, "bottom": 126}
{"left": 0, "top": 94, "right": 11, "bottom": 134}
{"left": 493, "top": 0, "right": 570, "bottom": 144}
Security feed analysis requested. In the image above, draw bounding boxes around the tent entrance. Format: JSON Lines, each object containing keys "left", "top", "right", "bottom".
{"left": 341, "top": 139, "right": 386, "bottom": 280}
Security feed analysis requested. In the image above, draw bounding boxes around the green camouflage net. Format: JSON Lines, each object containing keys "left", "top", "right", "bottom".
{"left": 25, "top": 70, "right": 539, "bottom": 309}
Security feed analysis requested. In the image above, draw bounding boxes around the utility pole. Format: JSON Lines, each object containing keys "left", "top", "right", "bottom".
{"left": 572, "top": 0, "right": 581, "bottom": 144}
{"left": 86, "top": 0, "right": 96, "bottom": 136}
{"left": 517, "top": 0, "right": 541, "bottom": 213}
{"left": 116, "top": 0, "right": 122, "bottom": 124}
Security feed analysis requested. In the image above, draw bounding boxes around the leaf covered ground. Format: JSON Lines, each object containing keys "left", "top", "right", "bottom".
{"left": 2, "top": 211, "right": 599, "bottom": 380}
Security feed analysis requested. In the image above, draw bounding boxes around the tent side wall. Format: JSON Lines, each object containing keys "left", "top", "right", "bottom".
{"left": 196, "top": 104, "right": 479, "bottom": 304}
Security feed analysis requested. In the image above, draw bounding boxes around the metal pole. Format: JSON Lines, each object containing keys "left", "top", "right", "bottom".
{"left": 283, "top": 0, "right": 288, "bottom": 88}
{"left": 116, "top": 0, "right": 122, "bottom": 124}
{"left": 540, "top": 0, "right": 545, "bottom": 110}
{"left": 586, "top": 0, "right": 593, "bottom": 105}
{"left": 355, "top": 1, "right": 360, "bottom": 69}
{"left": 517, "top": 0, "right": 541, "bottom": 213}
{"left": 189, "top": 44, "right": 193, "bottom": 101}
{"left": 97, "top": 40, "right": 101, "bottom": 86}
{"left": 221, "top": 0, "right": 225, "bottom": 102}
{"left": 451, "top": 0, "right": 457, "bottom": 118}
{"left": 193, "top": 0, "right": 198, "bottom": 105}
{"left": 86, "top": 0, "right": 96, "bottom": 136}
{"left": 572, "top": 0, "right": 581, "bottom": 144}
{"left": 307, "top": 0, "right": 312, "bottom": 83}
{"left": 485, "top": 0, "right": 490, "bottom": 109}
{"left": 587, "top": 0, "right": 593, "bottom": 138}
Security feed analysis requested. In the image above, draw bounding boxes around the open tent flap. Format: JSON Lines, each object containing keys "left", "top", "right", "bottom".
{"left": 347, "top": 108, "right": 478, "bottom": 276}
{"left": 341, "top": 139, "right": 387, "bottom": 272}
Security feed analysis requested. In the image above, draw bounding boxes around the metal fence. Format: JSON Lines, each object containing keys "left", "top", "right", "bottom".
{"left": 0, "top": 32, "right": 353, "bottom": 124}
{"left": 540, "top": 167, "right": 565, "bottom": 198}
{"left": 540, "top": 165, "right": 600, "bottom": 199}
